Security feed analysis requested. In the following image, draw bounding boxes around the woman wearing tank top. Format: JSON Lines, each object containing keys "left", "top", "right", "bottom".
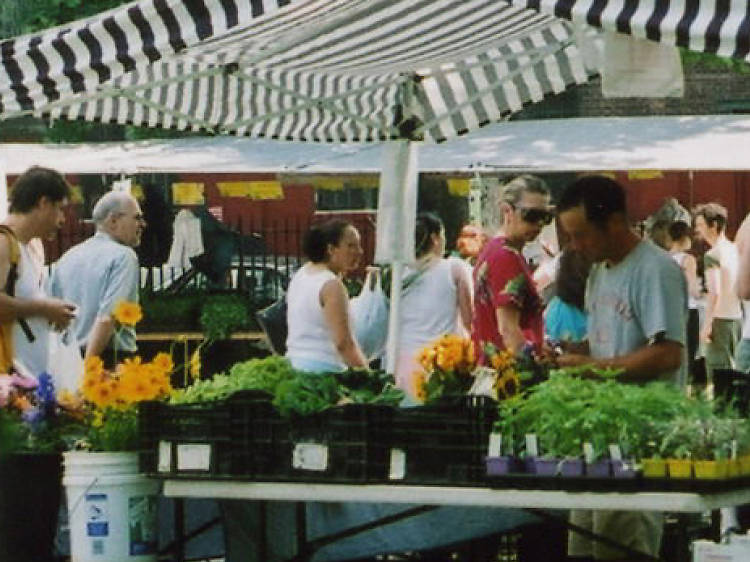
{"left": 669, "top": 221, "right": 703, "bottom": 385}
{"left": 391, "top": 213, "right": 473, "bottom": 402}
{"left": 285, "top": 220, "right": 368, "bottom": 373}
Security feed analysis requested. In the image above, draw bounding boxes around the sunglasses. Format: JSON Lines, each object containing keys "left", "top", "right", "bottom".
{"left": 512, "top": 205, "right": 555, "bottom": 226}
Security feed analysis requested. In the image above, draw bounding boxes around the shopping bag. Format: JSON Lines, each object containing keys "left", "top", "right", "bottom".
{"left": 350, "top": 268, "right": 389, "bottom": 361}
{"left": 256, "top": 296, "right": 288, "bottom": 355}
{"left": 47, "top": 329, "right": 84, "bottom": 394}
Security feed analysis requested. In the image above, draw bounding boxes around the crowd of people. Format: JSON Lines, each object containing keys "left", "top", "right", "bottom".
{"left": 282, "top": 173, "right": 750, "bottom": 561}
{"left": 3, "top": 166, "right": 750, "bottom": 561}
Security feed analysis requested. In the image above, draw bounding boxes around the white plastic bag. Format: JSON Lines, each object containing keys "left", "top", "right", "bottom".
{"left": 47, "top": 328, "right": 83, "bottom": 394}
{"left": 350, "top": 268, "right": 389, "bottom": 361}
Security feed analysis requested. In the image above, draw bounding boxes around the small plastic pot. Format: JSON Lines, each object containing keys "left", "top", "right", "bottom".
{"left": 611, "top": 459, "right": 637, "bottom": 479}
{"left": 585, "top": 459, "right": 612, "bottom": 478}
{"left": 486, "top": 456, "right": 523, "bottom": 476}
{"left": 642, "top": 458, "right": 667, "bottom": 478}
{"left": 667, "top": 458, "right": 693, "bottom": 479}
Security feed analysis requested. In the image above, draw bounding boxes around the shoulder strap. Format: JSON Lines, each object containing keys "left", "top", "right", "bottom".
{"left": 0, "top": 226, "right": 35, "bottom": 343}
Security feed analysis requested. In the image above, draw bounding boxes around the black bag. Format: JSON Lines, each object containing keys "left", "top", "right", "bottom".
{"left": 256, "top": 295, "right": 287, "bottom": 355}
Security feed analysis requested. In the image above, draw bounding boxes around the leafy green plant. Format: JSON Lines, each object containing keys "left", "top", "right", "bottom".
{"left": 140, "top": 293, "right": 203, "bottom": 332}
{"left": 199, "top": 294, "right": 251, "bottom": 340}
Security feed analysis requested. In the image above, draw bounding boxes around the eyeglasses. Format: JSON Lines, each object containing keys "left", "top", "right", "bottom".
{"left": 512, "top": 205, "right": 554, "bottom": 226}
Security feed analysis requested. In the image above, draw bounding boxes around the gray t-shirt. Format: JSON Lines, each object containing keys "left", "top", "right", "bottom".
{"left": 586, "top": 240, "right": 688, "bottom": 386}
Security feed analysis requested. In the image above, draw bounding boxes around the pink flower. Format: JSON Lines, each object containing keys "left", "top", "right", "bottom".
{"left": 0, "top": 375, "right": 13, "bottom": 407}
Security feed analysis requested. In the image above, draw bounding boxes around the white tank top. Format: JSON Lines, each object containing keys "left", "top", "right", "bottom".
{"left": 285, "top": 265, "right": 345, "bottom": 370}
{"left": 398, "top": 257, "right": 461, "bottom": 349}
{"left": 671, "top": 251, "right": 699, "bottom": 310}
{"left": 12, "top": 241, "right": 51, "bottom": 377}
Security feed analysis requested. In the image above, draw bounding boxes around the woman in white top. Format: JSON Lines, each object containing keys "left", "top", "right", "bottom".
{"left": 285, "top": 220, "right": 368, "bottom": 373}
{"left": 393, "top": 212, "right": 473, "bottom": 401}
{"left": 669, "top": 221, "right": 703, "bottom": 384}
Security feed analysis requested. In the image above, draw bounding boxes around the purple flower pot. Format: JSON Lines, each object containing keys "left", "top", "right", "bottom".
{"left": 533, "top": 458, "right": 561, "bottom": 476}
{"left": 486, "top": 456, "right": 523, "bottom": 476}
{"left": 612, "top": 459, "right": 638, "bottom": 479}
{"left": 559, "top": 458, "right": 585, "bottom": 477}
{"left": 586, "top": 460, "right": 612, "bottom": 478}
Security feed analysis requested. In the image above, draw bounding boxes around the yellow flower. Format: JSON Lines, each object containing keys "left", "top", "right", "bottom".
{"left": 91, "top": 379, "right": 119, "bottom": 409}
{"left": 151, "top": 352, "right": 174, "bottom": 374}
{"left": 84, "top": 356, "right": 104, "bottom": 378}
{"left": 189, "top": 349, "right": 201, "bottom": 381}
{"left": 119, "top": 369, "right": 151, "bottom": 403}
{"left": 490, "top": 350, "right": 515, "bottom": 372}
{"left": 413, "top": 370, "right": 427, "bottom": 403}
{"left": 112, "top": 301, "right": 143, "bottom": 326}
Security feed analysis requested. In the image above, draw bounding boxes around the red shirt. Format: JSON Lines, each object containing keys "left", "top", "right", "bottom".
{"left": 471, "top": 236, "right": 544, "bottom": 364}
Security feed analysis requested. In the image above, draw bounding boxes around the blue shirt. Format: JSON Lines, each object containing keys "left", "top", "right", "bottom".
{"left": 49, "top": 232, "right": 139, "bottom": 352}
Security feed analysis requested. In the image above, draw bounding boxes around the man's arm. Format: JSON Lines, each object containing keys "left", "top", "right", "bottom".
{"left": 737, "top": 213, "right": 750, "bottom": 299}
{"left": 557, "top": 339, "right": 683, "bottom": 383}
{"left": 84, "top": 316, "right": 116, "bottom": 360}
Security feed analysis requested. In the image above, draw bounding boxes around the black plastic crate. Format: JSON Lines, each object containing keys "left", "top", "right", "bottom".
{"left": 231, "top": 401, "right": 394, "bottom": 483}
{"left": 138, "top": 399, "right": 233, "bottom": 478}
{"left": 390, "top": 395, "right": 498, "bottom": 485}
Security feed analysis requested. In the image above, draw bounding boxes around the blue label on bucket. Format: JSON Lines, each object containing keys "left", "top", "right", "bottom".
{"left": 85, "top": 493, "right": 109, "bottom": 537}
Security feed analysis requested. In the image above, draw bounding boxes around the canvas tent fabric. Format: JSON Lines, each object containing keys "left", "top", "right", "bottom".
{"left": 0, "top": 0, "right": 592, "bottom": 143}
{"left": 4, "top": 115, "right": 750, "bottom": 174}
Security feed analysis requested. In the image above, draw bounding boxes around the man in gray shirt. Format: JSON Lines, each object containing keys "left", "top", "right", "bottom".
{"left": 50, "top": 191, "right": 145, "bottom": 365}
{"left": 556, "top": 175, "right": 687, "bottom": 562}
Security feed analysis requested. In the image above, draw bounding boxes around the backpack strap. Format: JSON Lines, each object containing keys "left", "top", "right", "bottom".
{"left": 0, "top": 225, "right": 36, "bottom": 343}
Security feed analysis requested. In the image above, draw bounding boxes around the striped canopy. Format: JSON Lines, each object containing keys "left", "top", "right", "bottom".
{"left": 0, "top": 0, "right": 747, "bottom": 143}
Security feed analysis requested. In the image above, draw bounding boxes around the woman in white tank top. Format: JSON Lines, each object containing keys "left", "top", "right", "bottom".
{"left": 392, "top": 213, "right": 473, "bottom": 401}
{"left": 285, "top": 220, "right": 368, "bottom": 373}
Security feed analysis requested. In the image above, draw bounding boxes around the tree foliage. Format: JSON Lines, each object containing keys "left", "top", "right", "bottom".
{"left": 19, "top": 0, "right": 131, "bottom": 35}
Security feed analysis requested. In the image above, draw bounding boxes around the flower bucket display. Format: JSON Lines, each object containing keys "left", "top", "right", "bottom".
{"left": 0, "top": 452, "right": 63, "bottom": 562}
{"left": 63, "top": 451, "right": 159, "bottom": 562}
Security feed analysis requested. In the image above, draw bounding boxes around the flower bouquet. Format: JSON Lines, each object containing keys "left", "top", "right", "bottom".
{"left": 414, "top": 334, "right": 476, "bottom": 403}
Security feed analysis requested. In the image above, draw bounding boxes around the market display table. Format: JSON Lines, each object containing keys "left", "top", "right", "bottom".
{"left": 164, "top": 480, "right": 750, "bottom": 513}
{"left": 163, "top": 480, "right": 750, "bottom": 561}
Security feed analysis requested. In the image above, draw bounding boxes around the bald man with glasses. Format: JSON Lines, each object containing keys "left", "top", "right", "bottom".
{"left": 50, "top": 191, "right": 146, "bottom": 367}
{"left": 471, "top": 174, "right": 553, "bottom": 365}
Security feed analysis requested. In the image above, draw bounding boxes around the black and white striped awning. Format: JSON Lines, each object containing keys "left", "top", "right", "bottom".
{"left": 510, "top": 0, "right": 750, "bottom": 61}
{"left": 0, "top": 0, "right": 590, "bottom": 143}
{"left": 2, "top": 1, "right": 747, "bottom": 143}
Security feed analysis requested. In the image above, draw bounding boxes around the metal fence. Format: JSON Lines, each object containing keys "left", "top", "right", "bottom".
{"left": 47, "top": 213, "right": 377, "bottom": 301}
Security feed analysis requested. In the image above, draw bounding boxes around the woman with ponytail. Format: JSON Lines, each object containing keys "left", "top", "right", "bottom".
{"left": 391, "top": 212, "right": 473, "bottom": 402}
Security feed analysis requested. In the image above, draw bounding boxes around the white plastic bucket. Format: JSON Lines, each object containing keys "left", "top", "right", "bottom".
{"left": 63, "top": 451, "right": 160, "bottom": 562}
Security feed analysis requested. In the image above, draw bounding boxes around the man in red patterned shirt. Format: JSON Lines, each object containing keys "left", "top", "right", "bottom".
{"left": 472, "top": 175, "right": 553, "bottom": 364}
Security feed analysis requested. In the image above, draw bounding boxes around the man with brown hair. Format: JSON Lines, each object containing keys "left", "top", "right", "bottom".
{"left": 693, "top": 202, "right": 742, "bottom": 390}
{"left": 0, "top": 166, "right": 77, "bottom": 376}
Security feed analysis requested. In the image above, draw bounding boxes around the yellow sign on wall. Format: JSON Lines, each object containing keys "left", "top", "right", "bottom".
{"left": 628, "top": 170, "right": 664, "bottom": 180}
{"left": 217, "top": 181, "right": 284, "bottom": 200}
{"left": 447, "top": 178, "right": 471, "bottom": 196}
{"left": 172, "top": 182, "right": 205, "bottom": 205}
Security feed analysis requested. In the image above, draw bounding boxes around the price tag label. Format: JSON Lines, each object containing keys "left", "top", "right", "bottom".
{"left": 488, "top": 433, "right": 502, "bottom": 457}
{"left": 389, "top": 448, "right": 406, "bottom": 480}
{"left": 292, "top": 442, "right": 329, "bottom": 471}
{"left": 525, "top": 434, "right": 539, "bottom": 457}
{"left": 609, "top": 444, "right": 622, "bottom": 461}
{"left": 157, "top": 441, "right": 172, "bottom": 473}
{"left": 176, "top": 443, "right": 211, "bottom": 471}
{"left": 583, "top": 442, "right": 594, "bottom": 464}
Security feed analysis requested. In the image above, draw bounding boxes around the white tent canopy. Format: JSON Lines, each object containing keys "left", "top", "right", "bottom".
{"left": 3, "top": 115, "right": 750, "bottom": 175}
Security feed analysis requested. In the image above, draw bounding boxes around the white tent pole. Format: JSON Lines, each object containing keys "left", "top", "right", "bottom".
{"left": 376, "top": 140, "right": 419, "bottom": 375}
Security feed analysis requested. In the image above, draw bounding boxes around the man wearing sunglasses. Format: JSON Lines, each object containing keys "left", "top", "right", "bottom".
{"left": 472, "top": 174, "right": 552, "bottom": 365}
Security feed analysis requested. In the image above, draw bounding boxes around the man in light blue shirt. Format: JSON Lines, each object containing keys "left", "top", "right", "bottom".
{"left": 50, "top": 191, "right": 145, "bottom": 364}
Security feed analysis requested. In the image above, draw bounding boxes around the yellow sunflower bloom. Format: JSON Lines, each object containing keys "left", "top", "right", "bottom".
{"left": 84, "top": 356, "right": 104, "bottom": 378}
{"left": 151, "top": 352, "right": 174, "bottom": 374}
{"left": 112, "top": 301, "right": 143, "bottom": 326}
